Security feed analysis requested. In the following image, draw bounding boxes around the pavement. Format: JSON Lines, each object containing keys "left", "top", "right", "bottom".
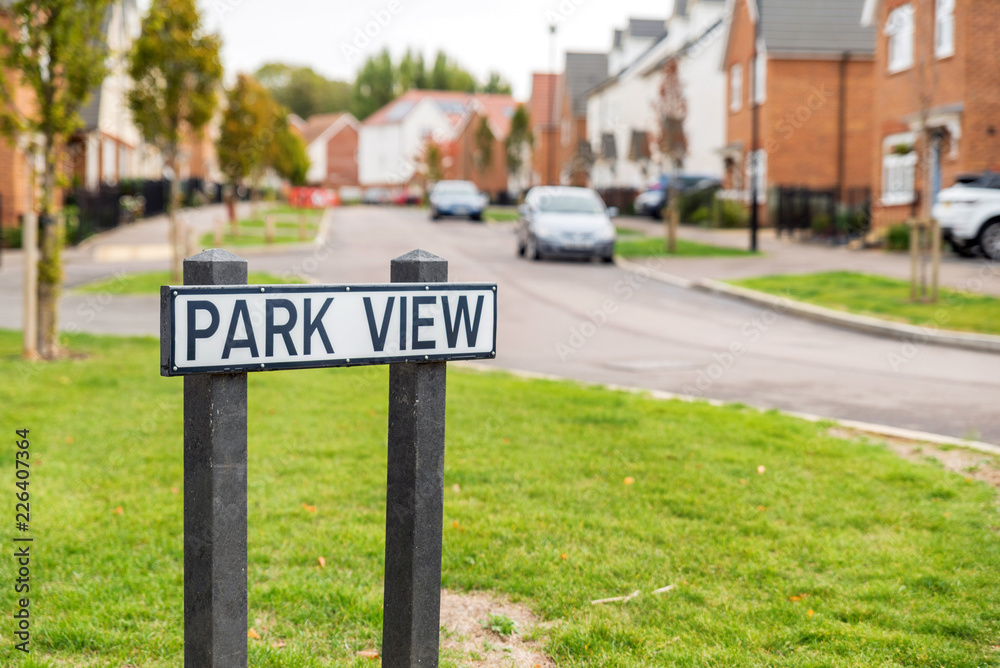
{"left": 2, "top": 205, "right": 999, "bottom": 443}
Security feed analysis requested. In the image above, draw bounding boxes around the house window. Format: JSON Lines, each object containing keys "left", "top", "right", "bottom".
{"left": 882, "top": 152, "right": 917, "bottom": 205}
{"left": 935, "top": 0, "right": 955, "bottom": 58}
{"left": 754, "top": 52, "right": 766, "bottom": 104}
{"left": 886, "top": 4, "right": 914, "bottom": 73}
{"left": 730, "top": 63, "right": 743, "bottom": 112}
{"left": 745, "top": 149, "right": 767, "bottom": 199}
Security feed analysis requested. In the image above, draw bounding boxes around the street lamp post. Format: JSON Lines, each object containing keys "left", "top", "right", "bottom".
{"left": 749, "top": 0, "right": 762, "bottom": 252}
{"left": 549, "top": 24, "right": 558, "bottom": 186}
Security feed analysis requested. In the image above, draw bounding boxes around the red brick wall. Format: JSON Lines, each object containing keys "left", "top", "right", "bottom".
{"left": 453, "top": 114, "right": 508, "bottom": 197}
{"left": 325, "top": 124, "right": 358, "bottom": 187}
{"left": 870, "top": 0, "right": 1000, "bottom": 229}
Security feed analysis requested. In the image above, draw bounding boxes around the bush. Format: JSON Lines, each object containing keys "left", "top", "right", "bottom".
{"left": 885, "top": 223, "right": 911, "bottom": 251}
{"left": 690, "top": 206, "right": 711, "bottom": 225}
{"left": 811, "top": 213, "right": 832, "bottom": 235}
{"left": 2, "top": 226, "right": 22, "bottom": 249}
{"left": 718, "top": 199, "right": 748, "bottom": 228}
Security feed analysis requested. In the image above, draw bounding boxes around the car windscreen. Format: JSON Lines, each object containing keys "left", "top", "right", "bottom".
{"left": 966, "top": 173, "right": 1000, "bottom": 189}
{"left": 535, "top": 195, "right": 605, "bottom": 214}
{"left": 434, "top": 183, "right": 477, "bottom": 195}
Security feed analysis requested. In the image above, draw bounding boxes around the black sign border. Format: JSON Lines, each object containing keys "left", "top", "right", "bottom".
{"left": 162, "top": 283, "right": 498, "bottom": 376}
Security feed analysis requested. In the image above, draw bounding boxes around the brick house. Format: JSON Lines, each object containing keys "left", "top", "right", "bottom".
{"left": 862, "top": 0, "right": 1000, "bottom": 230}
{"left": 555, "top": 52, "right": 609, "bottom": 186}
{"left": 0, "top": 63, "right": 35, "bottom": 231}
{"left": 300, "top": 112, "right": 360, "bottom": 189}
{"left": 528, "top": 73, "right": 560, "bottom": 186}
{"left": 722, "top": 0, "right": 875, "bottom": 224}
{"left": 447, "top": 96, "right": 518, "bottom": 200}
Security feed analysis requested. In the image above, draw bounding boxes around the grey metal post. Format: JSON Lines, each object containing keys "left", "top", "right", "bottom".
{"left": 382, "top": 249, "right": 448, "bottom": 667}
{"left": 182, "top": 249, "right": 248, "bottom": 667}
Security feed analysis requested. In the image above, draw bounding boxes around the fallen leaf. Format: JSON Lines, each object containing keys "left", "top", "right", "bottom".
{"left": 757, "top": 465, "right": 766, "bottom": 475}
{"left": 560, "top": 553, "right": 568, "bottom": 560}
{"left": 302, "top": 504, "right": 317, "bottom": 513}
{"left": 170, "top": 487, "right": 179, "bottom": 494}
{"left": 317, "top": 556, "right": 326, "bottom": 568}
{"left": 624, "top": 477, "right": 635, "bottom": 486}
{"left": 739, "top": 478, "right": 749, "bottom": 485}
{"left": 452, "top": 521, "right": 460, "bottom": 529}
{"left": 944, "top": 512, "right": 952, "bottom": 518}
{"left": 502, "top": 438, "right": 511, "bottom": 444}
{"left": 356, "top": 649, "right": 379, "bottom": 659}
{"left": 807, "top": 610, "right": 814, "bottom": 617}
{"left": 452, "top": 483, "right": 461, "bottom": 493}
{"left": 248, "top": 628, "right": 261, "bottom": 639}
{"left": 757, "top": 505, "right": 767, "bottom": 512}
{"left": 65, "top": 436, "right": 74, "bottom": 444}
{"left": 271, "top": 641, "right": 286, "bottom": 649}
{"left": 789, "top": 595, "right": 801, "bottom": 602}
{"left": 113, "top": 506, "right": 124, "bottom": 515}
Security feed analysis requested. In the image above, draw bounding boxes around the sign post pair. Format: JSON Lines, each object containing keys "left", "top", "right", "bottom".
{"left": 160, "top": 248, "right": 497, "bottom": 667}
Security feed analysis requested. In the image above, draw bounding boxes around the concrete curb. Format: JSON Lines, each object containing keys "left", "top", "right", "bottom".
{"left": 458, "top": 362, "right": 1000, "bottom": 455}
{"left": 614, "top": 256, "right": 1000, "bottom": 355}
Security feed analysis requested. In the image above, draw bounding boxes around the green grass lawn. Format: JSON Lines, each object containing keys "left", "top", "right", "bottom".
{"left": 483, "top": 208, "right": 520, "bottom": 223}
{"left": 616, "top": 236, "right": 756, "bottom": 258}
{"left": 2, "top": 330, "right": 999, "bottom": 667}
{"left": 615, "top": 226, "right": 643, "bottom": 237}
{"left": 731, "top": 271, "right": 1000, "bottom": 336}
{"left": 200, "top": 207, "right": 323, "bottom": 248}
{"left": 73, "top": 271, "right": 306, "bottom": 295}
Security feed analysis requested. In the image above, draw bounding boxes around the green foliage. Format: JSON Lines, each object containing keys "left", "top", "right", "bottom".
{"left": 255, "top": 63, "right": 351, "bottom": 119}
{"left": 505, "top": 104, "right": 533, "bottom": 178}
{"left": 480, "top": 613, "right": 518, "bottom": 637}
{"left": 474, "top": 116, "right": 494, "bottom": 174}
{"left": 479, "top": 71, "right": 512, "bottom": 95}
{"left": 270, "top": 118, "right": 310, "bottom": 186}
{"left": 811, "top": 213, "right": 832, "bottom": 235}
{"left": 2, "top": 330, "right": 1000, "bottom": 666}
{"left": 74, "top": 270, "right": 306, "bottom": 295}
{"left": 1, "top": 225, "right": 23, "bottom": 249}
{"left": 430, "top": 51, "right": 475, "bottom": 92}
{"left": 886, "top": 223, "right": 911, "bottom": 251}
{"left": 690, "top": 206, "right": 711, "bottom": 224}
{"left": 397, "top": 49, "right": 429, "bottom": 90}
{"left": 718, "top": 199, "right": 749, "bottom": 228}
{"left": 350, "top": 49, "right": 397, "bottom": 120}
{"left": 128, "top": 0, "right": 222, "bottom": 167}
{"left": 422, "top": 141, "right": 444, "bottom": 184}
{"left": 733, "top": 271, "right": 1000, "bottom": 335}
{"left": 218, "top": 74, "right": 274, "bottom": 187}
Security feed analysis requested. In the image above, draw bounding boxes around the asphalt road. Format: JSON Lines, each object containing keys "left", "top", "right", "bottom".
{"left": 2, "top": 205, "right": 999, "bottom": 442}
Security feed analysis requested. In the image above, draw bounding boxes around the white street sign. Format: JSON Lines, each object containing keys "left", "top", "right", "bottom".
{"left": 161, "top": 283, "right": 497, "bottom": 376}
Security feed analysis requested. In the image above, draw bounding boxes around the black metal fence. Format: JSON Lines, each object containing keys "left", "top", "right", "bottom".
{"left": 64, "top": 178, "right": 223, "bottom": 245}
{"left": 597, "top": 187, "right": 640, "bottom": 216}
{"left": 776, "top": 186, "right": 871, "bottom": 243}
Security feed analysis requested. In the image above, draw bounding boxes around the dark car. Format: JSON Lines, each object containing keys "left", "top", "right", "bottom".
{"left": 634, "top": 174, "right": 722, "bottom": 219}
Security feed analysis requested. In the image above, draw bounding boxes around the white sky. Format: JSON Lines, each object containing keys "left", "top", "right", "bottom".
{"left": 192, "top": 0, "right": 678, "bottom": 100}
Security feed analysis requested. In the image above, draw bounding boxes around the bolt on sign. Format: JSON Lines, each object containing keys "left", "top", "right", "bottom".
{"left": 161, "top": 248, "right": 496, "bottom": 668}
{"left": 163, "top": 284, "right": 497, "bottom": 375}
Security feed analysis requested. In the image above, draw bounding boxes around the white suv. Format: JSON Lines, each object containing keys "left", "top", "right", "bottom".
{"left": 933, "top": 172, "right": 1000, "bottom": 259}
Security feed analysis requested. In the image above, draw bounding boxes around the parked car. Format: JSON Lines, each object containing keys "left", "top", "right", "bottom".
{"left": 362, "top": 188, "right": 391, "bottom": 205}
{"left": 517, "top": 186, "right": 618, "bottom": 263}
{"left": 932, "top": 171, "right": 1000, "bottom": 259}
{"left": 429, "top": 180, "right": 488, "bottom": 221}
{"left": 634, "top": 174, "right": 722, "bottom": 219}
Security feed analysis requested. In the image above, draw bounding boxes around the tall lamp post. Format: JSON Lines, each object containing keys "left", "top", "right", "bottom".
{"left": 749, "top": 0, "right": 762, "bottom": 252}
{"left": 548, "top": 24, "right": 558, "bottom": 186}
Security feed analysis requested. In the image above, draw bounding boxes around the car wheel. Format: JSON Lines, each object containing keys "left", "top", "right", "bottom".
{"left": 601, "top": 254, "right": 614, "bottom": 264}
{"left": 471, "top": 212, "right": 483, "bottom": 222}
{"left": 526, "top": 236, "right": 541, "bottom": 261}
{"left": 979, "top": 219, "right": 1000, "bottom": 260}
{"left": 431, "top": 209, "right": 441, "bottom": 221}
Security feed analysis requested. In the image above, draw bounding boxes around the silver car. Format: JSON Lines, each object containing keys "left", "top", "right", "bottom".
{"left": 517, "top": 186, "right": 618, "bottom": 262}
{"left": 429, "top": 180, "right": 488, "bottom": 221}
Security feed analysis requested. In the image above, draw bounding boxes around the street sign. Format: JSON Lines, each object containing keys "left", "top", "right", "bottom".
{"left": 161, "top": 283, "right": 497, "bottom": 376}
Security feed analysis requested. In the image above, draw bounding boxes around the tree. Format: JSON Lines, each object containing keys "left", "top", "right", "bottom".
{"left": 504, "top": 104, "right": 533, "bottom": 198}
{"left": 255, "top": 62, "right": 350, "bottom": 119}
{"left": 430, "top": 51, "right": 476, "bottom": 92}
{"left": 479, "top": 71, "right": 513, "bottom": 95}
{"left": 655, "top": 58, "right": 688, "bottom": 253}
{"left": 397, "top": 49, "right": 428, "bottom": 90}
{"left": 128, "top": 0, "right": 222, "bottom": 281}
{"left": 350, "top": 49, "right": 397, "bottom": 120}
{"left": 0, "top": 0, "right": 112, "bottom": 359}
{"left": 217, "top": 74, "right": 275, "bottom": 221}
{"left": 474, "top": 116, "right": 494, "bottom": 175}
{"left": 268, "top": 113, "right": 309, "bottom": 186}
{"left": 416, "top": 139, "right": 444, "bottom": 186}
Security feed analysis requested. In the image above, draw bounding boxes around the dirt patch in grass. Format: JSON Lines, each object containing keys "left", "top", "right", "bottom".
{"left": 439, "top": 589, "right": 555, "bottom": 668}
{"left": 830, "top": 427, "right": 1000, "bottom": 490}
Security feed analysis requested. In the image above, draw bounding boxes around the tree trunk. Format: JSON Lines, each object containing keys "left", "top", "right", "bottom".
{"left": 167, "top": 153, "right": 183, "bottom": 282}
{"left": 36, "top": 143, "right": 62, "bottom": 360}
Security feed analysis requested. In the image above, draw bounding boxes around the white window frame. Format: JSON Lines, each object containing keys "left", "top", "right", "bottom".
{"left": 886, "top": 4, "right": 915, "bottom": 73}
{"left": 935, "top": 0, "right": 955, "bottom": 58}
{"left": 881, "top": 152, "right": 917, "bottom": 206}
{"left": 730, "top": 63, "right": 743, "bottom": 112}
{"left": 754, "top": 50, "right": 767, "bottom": 104}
